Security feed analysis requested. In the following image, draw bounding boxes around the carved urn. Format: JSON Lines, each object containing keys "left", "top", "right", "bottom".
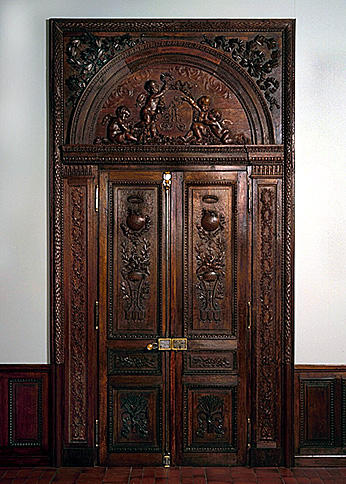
{"left": 201, "top": 210, "right": 220, "bottom": 232}
{"left": 126, "top": 211, "right": 146, "bottom": 231}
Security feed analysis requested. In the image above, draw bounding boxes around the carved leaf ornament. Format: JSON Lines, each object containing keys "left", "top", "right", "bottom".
{"left": 201, "top": 34, "right": 280, "bottom": 110}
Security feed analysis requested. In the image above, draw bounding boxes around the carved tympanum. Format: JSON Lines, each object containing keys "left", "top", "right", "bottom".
{"left": 94, "top": 70, "right": 249, "bottom": 145}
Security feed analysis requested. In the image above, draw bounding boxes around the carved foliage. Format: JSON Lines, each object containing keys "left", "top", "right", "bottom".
{"left": 65, "top": 32, "right": 144, "bottom": 106}
{"left": 195, "top": 209, "right": 226, "bottom": 324}
{"left": 120, "top": 194, "right": 151, "bottom": 324}
{"left": 108, "top": 349, "right": 161, "bottom": 375}
{"left": 185, "top": 183, "right": 235, "bottom": 337}
{"left": 184, "top": 351, "right": 236, "bottom": 374}
{"left": 257, "top": 187, "right": 277, "bottom": 442}
{"left": 202, "top": 34, "right": 280, "bottom": 110}
{"left": 120, "top": 393, "right": 149, "bottom": 439}
{"left": 196, "top": 395, "right": 225, "bottom": 438}
{"left": 108, "top": 386, "right": 162, "bottom": 452}
{"left": 108, "top": 184, "right": 161, "bottom": 337}
{"left": 69, "top": 186, "right": 87, "bottom": 442}
{"left": 184, "top": 385, "right": 237, "bottom": 452}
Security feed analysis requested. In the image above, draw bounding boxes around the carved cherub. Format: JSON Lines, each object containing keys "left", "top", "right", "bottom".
{"left": 102, "top": 105, "right": 137, "bottom": 144}
{"left": 206, "top": 109, "right": 233, "bottom": 144}
{"left": 136, "top": 73, "right": 173, "bottom": 139}
{"left": 181, "top": 95, "right": 211, "bottom": 143}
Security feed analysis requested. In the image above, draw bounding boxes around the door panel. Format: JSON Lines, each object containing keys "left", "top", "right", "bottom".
{"left": 174, "top": 171, "right": 249, "bottom": 465}
{"left": 99, "top": 169, "right": 249, "bottom": 466}
{"left": 99, "top": 171, "right": 166, "bottom": 465}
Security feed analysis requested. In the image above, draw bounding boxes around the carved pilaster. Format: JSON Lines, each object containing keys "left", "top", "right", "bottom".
{"left": 253, "top": 179, "right": 282, "bottom": 448}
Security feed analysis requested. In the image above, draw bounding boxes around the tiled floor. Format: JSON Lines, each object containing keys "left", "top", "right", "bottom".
{"left": 0, "top": 467, "right": 346, "bottom": 484}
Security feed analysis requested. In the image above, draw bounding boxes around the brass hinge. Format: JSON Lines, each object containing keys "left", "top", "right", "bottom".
{"left": 95, "top": 419, "right": 99, "bottom": 448}
{"left": 247, "top": 417, "right": 251, "bottom": 449}
{"left": 95, "top": 185, "right": 99, "bottom": 212}
{"left": 163, "top": 453, "right": 171, "bottom": 467}
{"left": 163, "top": 172, "right": 172, "bottom": 190}
{"left": 247, "top": 301, "right": 252, "bottom": 330}
{"left": 94, "top": 301, "right": 99, "bottom": 330}
{"left": 247, "top": 177, "right": 251, "bottom": 213}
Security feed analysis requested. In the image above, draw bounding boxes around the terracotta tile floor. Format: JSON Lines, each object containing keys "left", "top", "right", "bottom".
{"left": 1, "top": 467, "right": 346, "bottom": 484}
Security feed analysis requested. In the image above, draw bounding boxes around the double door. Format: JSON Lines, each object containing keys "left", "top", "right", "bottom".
{"left": 98, "top": 169, "right": 251, "bottom": 466}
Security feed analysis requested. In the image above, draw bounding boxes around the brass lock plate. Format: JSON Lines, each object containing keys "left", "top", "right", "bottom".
{"left": 172, "top": 338, "right": 188, "bottom": 351}
{"left": 158, "top": 338, "right": 172, "bottom": 350}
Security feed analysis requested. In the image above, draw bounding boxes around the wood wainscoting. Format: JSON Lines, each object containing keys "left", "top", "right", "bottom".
{"left": 0, "top": 365, "right": 51, "bottom": 466}
{"left": 1, "top": 364, "right": 346, "bottom": 467}
{"left": 295, "top": 365, "right": 346, "bottom": 466}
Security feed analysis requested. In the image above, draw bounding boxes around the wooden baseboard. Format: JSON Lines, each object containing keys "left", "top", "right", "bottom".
{"left": 0, "top": 365, "right": 51, "bottom": 466}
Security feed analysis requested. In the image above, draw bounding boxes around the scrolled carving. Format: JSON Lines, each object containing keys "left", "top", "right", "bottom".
{"left": 69, "top": 186, "right": 87, "bottom": 442}
{"left": 120, "top": 393, "right": 149, "bottom": 439}
{"left": 66, "top": 32, "right": 144, "bottom": 106}
{"left": 257, "top": 187, "right": 277, "bottom": 441}
{"left": 202, "top": 34, "right": 280, "bottom": 111}
{"left": 119, "top": 194, "right": 152, "bottom": 323}
{"left": 196, "top": 209, "right": 226, "bottom": 324}
{"left": 196, "top": 395, "right": 225, "bottom": 438}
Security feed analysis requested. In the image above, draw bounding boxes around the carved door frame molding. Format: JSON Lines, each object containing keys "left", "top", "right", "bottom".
{"left": 49, "top": 18, "right": 295, "bottom": 467}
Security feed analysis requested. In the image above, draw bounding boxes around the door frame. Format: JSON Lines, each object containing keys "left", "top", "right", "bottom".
{"left": 49, "top": 18, "right": 295, "bottom": 467}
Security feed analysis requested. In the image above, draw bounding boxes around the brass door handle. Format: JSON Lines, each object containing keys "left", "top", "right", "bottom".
{"left": 146, "top": 338, "right": 188, "bottom": 351}
{"left": 146, "top": 342, "right": 158, "bottom": 351}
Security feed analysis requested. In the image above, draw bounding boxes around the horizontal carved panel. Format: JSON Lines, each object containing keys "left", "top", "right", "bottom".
{"left": 108, "top": 349, "right": 161, "bottom": 375}
{"left": 183, "top": 385, "right": 237, "bottom": 453}
{"left": 108, "top": 385, "right": 162, "bottom": 453}
{"left": 184, "top": 351, "right": 237, "bottom": 374}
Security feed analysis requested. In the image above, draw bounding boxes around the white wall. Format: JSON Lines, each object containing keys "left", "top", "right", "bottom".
{"left": 0, "top": 0, "right": 345, "bottom": 364}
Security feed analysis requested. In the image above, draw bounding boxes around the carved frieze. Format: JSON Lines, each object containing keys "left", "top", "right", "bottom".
{"left": 108, "top": 349, "right": 161, "bottom": 375}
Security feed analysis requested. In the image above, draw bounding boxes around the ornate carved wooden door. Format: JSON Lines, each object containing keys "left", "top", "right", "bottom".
{"left": 98, "top": 169, "right": 250, "bottom": 466}
{"left": 50, "top": 18, "right": 295, "bottom": 467}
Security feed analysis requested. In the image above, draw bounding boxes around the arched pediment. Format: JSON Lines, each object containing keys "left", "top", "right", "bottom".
{"left": 68, "top": 40, "right": 275, "bottom": 145}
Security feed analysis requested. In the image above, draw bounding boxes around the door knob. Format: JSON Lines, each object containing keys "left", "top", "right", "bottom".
{"left": 146, "top": 342, "right": 158, "bottom": 351}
